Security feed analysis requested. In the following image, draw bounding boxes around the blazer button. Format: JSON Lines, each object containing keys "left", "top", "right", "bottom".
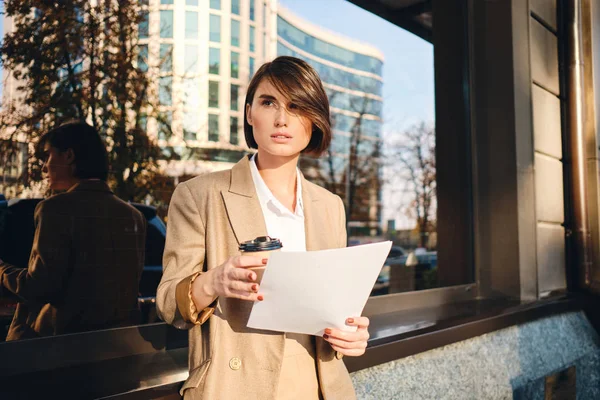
{"left": 229, "top": 357, "right": 242, "bottom": 370}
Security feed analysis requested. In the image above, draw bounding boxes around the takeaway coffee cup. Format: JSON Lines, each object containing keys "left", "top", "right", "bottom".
{"left": 239, "top": 236, "right": 283, "bottom": 283}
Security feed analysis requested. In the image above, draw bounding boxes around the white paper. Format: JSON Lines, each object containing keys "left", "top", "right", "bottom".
{"left": 247, "top": 241, "right": 392, "bottom": 336}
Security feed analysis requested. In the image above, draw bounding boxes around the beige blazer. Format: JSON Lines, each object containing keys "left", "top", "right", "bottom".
{"left": 0, "top": 180, "right": 146, "bottom": 340}
{"left": 157, "top": 156, "right": 356, "bottom": 400}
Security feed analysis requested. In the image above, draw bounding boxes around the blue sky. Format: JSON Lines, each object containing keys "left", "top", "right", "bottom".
{"left": 280, "top": 0, "right": 435, "bottom": 135}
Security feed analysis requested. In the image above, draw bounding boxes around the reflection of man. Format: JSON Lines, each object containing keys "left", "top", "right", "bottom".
{"left": 0, "top": 121, "right": 146, "bottom": 341}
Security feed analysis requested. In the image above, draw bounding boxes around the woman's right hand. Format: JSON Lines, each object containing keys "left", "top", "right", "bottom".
{"left": 196, "top": 255, "right": 266, "bottom": 302}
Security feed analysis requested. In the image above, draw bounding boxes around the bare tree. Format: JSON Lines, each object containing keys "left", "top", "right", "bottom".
{"left": 388, "top": 122, "right": 436, "bottom": 248}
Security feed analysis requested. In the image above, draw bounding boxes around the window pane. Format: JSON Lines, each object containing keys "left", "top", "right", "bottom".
{"left": 209, "top": 47, "right": 220, "bottom": 75}
{"left": 231, "top": 19, "right": 240, "bottom": 47}
{"left": 209, "top": 114, "right": 219, "bottom": 141}
{"left": 159, "top": 76, "right": 172, "bottom": 105}
{"left": 183, "top": 112, "right": 199, "bottom": 141}
{"left": 161, "top": 0, "right": 173, "bottom": 4}
{"left": 160, "top": 10, "right": 173, "bottom": 38}
{"left": 249, "top": 56, "right": 255, "bottom": 78}
{"left": 160, "top": 44, "right": 173, "bottom": 72}
{"left": 139, "top": 12, "right": 149, "bottom": 39}
{"left": 210, "top": 0, "right": 221, "bottom": 10}
{"left": 231, "top": 0, "right": 240, "bottom": 15}
{"left": 186, "top": 0, "right": 198, "bottom": 5}
{"left": 249, "top": 26, "right": 255, "bottom": 52}
{"left": 138, "top": 45, "right": 149, "bottom": 72}
{"left": 250, "top": 0, "right": 255, "bottom": 21}
{"left": 262, "top": 2, "right": 266, "bottom": 28}
{"left": 183, "top": 78, "right": 199, "bottom": 109}
{"left": 230, "top": 116, "right": 239, "bottom": 145}
{"left": 209, "top": 14, "right": 221, "bottom": 42}
{"left": 158, "top": 111, "right": 173, "bottom": 140}
{"left": 209, "top": 81, "right": 219, "bottom": 108}
{"left": 184, "top": 45, "right": 198, "bottom": 74}
{"left": 231, "top": 51, "right": 239, "bottom": 78}
{"left": 230, "top": 84, "right": 239, "bottom": 111}
{"left": 185, "top": 11, "right": 198, "bottom": 39}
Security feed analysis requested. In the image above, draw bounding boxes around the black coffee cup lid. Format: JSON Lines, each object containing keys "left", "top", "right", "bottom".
{"left": 239, "top": 236, "right": 283, "bottom": 252}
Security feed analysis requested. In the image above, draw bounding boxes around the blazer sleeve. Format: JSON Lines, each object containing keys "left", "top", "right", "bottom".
{"left": 0, "top": 201, "right": 71, "bottom": 303}
{"left": 337, "top": 195, "right": 347, "bottom": 249}
{"left": 157, "top": 182, "right": 214, "bottom": 329}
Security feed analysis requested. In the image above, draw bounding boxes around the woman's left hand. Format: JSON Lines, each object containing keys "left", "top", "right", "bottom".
{"left": 322, "top": 317, "right": 370, "bottom": 357}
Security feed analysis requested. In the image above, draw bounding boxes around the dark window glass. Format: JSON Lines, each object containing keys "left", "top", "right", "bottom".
{"left": 209, "top": 81, "right": 219, "bottom": 108}
{"left": 231, "top": 51, "right": 239, "bottom": 78}
{"left": 209, "top": 47, "right": 220, "bottom": 75}
{"left": 230, "top": 117, "right": 239, "bottom": 145}
{"left": 230, "top": 84, "right": 239, "bottom": 111}
{"left": 209, "top": 114, "right": 219, "bottom": 141}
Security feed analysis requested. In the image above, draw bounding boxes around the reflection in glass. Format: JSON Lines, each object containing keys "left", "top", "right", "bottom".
{"left": 249, "top": 56, "right": 255, "bottom": 78}
{"left": 208, "top": 114, "right": 219, "bottom": 141}
{"left": 139, "top": 12, "right": 149, "bottom": 39}
{"left": 231, "top": 0, "right": 240, "bottom": 15}
{"left": 184, "top": 45, "right": 198, "bottom": 74}
{"left": 160, "top": 10, "right": 174, "bottom": 38}
{"left": 231, "top": 51, "right": 240, "bottom": 78}
{"left": 185, "top": 11, "right": 198, "bottom": 39}
{"left": 184, "top": 112, "right": 198, "bottom": 141}
{"left": 249, "top": 25, "right": 255, "bottom": 52}
{"left": 231, "top": 19, "right": 241, "bottom": 47}
{"left": 209, "top": 47, "right": 220, "bottom": 75}
{"left": 210, "top": 0, "right": 221, "bottom": 10}
{"left": 209, "top": 14, "right": 221, "bottom": 43}
{"left": 230, "top": 84, "right": 239, "bottom": 111}
{"left": 209, "top": 81, "right": 219, "bottom": 108}
{"left": 160, "top": 44, "right": 173, "bottom": 72}
{"left": 138, "top": 44, "right": 149, "bottom": 72}
{"left": 159, "top": 76, "right": 172, "bottom": 105}
{"left": 230, "top": 116, "right": 239, "bottom": 145}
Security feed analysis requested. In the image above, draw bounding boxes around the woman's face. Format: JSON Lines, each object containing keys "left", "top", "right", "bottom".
{"left": 41, "top": 143, "right": 76, "bottom": 191}
{"left": 246, "top": 79, "right": 312, "bottom": 160}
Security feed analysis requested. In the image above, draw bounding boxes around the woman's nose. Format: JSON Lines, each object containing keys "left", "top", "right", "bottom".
{"left": 275, "top": 109, "right": 288, "bottom": 127}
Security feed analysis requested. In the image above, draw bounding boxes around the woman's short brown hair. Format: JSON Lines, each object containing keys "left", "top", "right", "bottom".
{"left": 244, "top": 56, "right": 331, "bottom": 155}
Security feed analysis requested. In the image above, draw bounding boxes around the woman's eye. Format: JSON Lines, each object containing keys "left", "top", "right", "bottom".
{"left": 261, "top": 100, "right": 273, "bottom": 106}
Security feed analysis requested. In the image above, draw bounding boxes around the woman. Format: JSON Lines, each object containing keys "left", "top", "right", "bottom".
{"left": 157, "top": 56, "right": 369, "bottom": 399}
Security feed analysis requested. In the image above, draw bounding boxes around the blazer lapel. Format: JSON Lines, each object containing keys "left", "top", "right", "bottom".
{"left": 221, "top": 156, "right": 268, "bottom": 245}
{"left": 302, "top": 175, "right": 326, "bottom": 252}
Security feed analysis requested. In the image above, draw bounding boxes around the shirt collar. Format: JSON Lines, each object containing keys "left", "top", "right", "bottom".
{"left": 249, "top": 153, "right": 304, "bottom": 218}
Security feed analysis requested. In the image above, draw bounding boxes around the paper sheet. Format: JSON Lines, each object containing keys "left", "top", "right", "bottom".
{"left": 247, "top": 241, "right": 392, "bottom": 336}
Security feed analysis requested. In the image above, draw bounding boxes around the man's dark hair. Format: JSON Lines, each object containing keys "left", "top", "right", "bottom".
{"left": 35, "top": 121, "right": 109, "bottom": 181}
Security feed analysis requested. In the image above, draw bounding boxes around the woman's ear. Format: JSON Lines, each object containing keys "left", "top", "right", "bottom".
{"left": 65, "top": 148, "right": 75, "bottom": 165}
{"left": 246, "top": 103, "right": 253, "bottom": 126}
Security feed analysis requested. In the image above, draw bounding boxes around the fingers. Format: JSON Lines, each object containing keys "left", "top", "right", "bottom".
{"left": 228, "top": 289, "right": 264, "bottom": 302}
{"left": 322, "top": 328, "right": 370, "bottom": 347}
{"left": 231, "top": 255, "right": 268, "bottom": 268}
{"left": 329, "top": 344, "right": 366, "bottom": 357}
{"left": 346, "top": 316, "right": 370, "bottom": 330}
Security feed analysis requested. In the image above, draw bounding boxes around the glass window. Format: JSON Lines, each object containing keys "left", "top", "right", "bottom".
{"left": 231, "top": 19, "right": 240, "bottom": 47}
{"left": 185, "top": 11, "right": 198, "bottom": 39}
{"left": 250, "top": 0, "right": 255, "bottom": 21}
{"left": 161, "top": 0, "right": 173, "bottom": 4}
{"left": 160, "top": 43, "right": 173, "bottom": 72}
{"left": 160, "top": 10, "right": 174, "bottom": 38}
{"left": 249, "top": 56, "right": 255, "bottom": 78}
{"left": 262, "top": 2, "right": 266, "bottom": 28}
{"left": 249, "top": 26, "right": 255, "bottom": 52}
{"left": 230, "top": 84, "right": 239, "bottom": 111}
{"left": 183, "top": 112, "right": 198, "bottom": 141}
{"left": 231, "top": 51, "right": 239, "bottom": 78}
{"left": 138, "top": 45, "right": 149, "bottom": 72}
{"left": 209, "top": 47, "right": 220, "bottom": 75}
{"left": 157, "top": 111, "right": 173, "bottom": 140}
{"left": 139, "top": 12, "right": 149, "bottom": 39}
{"left": 184, "top": 45, "right": 198, "bottom": 74}
{"left": 209, "top": 81, "right": 219, "bottom": 108}
{"left": 186, "top": 0, "right": 198, "bottom": 5}
{"left": 159, "top": 76, "right": 172, "bottom": 106}
{"left": 231, "top": 0, "right": 240, "bottom": 15}
{"left": 209, "top": 14, "right": 221, "bottom": 42}
{"left": 183, "top": 78, "right": 199, "bottom": 109}
{"left": 210, "top": 0, "right": 221, "bottom": 10}
{"left": 230, "top": 116, "right": 239, "bottom": 145}
{"left": 209, "top": 114, "right": 219, "bottom": 141}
